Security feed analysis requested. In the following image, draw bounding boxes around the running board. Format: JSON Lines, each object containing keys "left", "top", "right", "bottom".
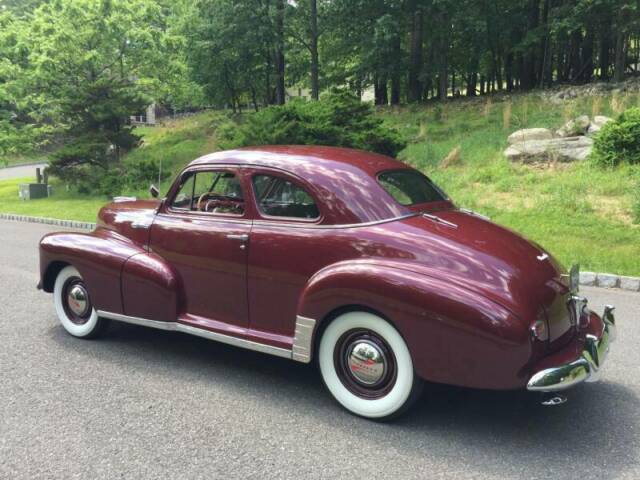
{"left": 96, "top": 310, "right": 316, "bottom": 364}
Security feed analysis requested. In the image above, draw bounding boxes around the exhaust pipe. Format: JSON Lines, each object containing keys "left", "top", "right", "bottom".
{"left": 540, "top": 394, "right": 568, "bottom": 406}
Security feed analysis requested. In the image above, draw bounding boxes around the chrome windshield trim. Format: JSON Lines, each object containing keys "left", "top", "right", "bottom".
{"left": 97, "top": 310, "right": 294, "bottom": 360}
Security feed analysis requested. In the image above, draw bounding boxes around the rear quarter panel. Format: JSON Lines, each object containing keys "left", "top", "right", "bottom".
{"left": 298, "top": 260, "right": 532, "bottom": 390}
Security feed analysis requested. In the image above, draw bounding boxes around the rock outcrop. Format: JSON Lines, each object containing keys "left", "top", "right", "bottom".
{"left": 505, "top": 115, "right": 611, "bottom": 163}
{"left": 504, "top": 136, "right": 593, "bottom": 163}
{"left": 556, "top": 115, "right": 591, "bottom": 137}
{"left": 587, "top": 115, "right": 613, "bottom": 136}
{"left": 507, "top": 128, "right": 554, "bottom": 144}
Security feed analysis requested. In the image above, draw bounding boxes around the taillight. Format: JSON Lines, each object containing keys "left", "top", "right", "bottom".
{"left": 530, "top": 318, "right": 549, "bottom": 342}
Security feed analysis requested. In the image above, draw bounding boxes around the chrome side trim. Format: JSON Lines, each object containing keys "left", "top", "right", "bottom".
{"left": 251, "top": 213, "right": 418, "bottom": 230}
{"left": 97, "top": 311, "right": 293, "bottom": 360}
{"left": 292, "top": 316, "right": 317, "bottom": 363}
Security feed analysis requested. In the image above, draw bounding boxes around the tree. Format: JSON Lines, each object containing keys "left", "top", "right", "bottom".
{"left": 25, "top": 0, "right": 166, "bottom": 180}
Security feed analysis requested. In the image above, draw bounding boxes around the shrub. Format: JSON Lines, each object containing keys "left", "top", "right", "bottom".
{"left": 71, "top": 158, "right": 170, "bottom": 197}
{"left": 591, "top": 107, "right": 640, "bottom": 167}
{"left": 222, "top": 90, "right": 407, "bottom": 157}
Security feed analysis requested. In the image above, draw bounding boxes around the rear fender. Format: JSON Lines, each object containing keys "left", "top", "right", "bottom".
{"left": 297, "top": 259, "right": 531, "bottom": 390}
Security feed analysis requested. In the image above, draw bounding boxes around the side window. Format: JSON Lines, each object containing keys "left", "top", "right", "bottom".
{"left": 252, "top": 174, "right": 319, "bottom": 220}
{"left": 171, "top": 170, "right": 245, "bottom": 215}
{"left": 171, "top": 174, "right": 195, "bottom": 210}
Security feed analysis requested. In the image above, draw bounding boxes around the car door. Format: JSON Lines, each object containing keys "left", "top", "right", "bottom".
{"left": 149, "top": 167, "right": 251, "bottom": 330}
{"left": 246, "top": 170, "right": 327, "bottom": 338}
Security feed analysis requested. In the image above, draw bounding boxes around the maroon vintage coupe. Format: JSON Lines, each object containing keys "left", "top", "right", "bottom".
{"left": 38, "top": 146, "right": 616, "bottom": 419}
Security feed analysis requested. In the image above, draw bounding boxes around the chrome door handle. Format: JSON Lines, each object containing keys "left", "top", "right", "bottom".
{"left": 226, "top": 233, "right": 249, "bottom": 241}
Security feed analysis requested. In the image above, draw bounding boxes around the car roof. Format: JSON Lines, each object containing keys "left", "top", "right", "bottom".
{"left": 187, "top": 146, "right": 413, "bottom": 224}
{"left": 189, "top": 145, "right": 408, "bottom": 176}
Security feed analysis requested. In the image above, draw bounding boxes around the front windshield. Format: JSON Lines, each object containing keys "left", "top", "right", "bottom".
{"left": 377, "top": 169, "right": 447, "bottom": 206}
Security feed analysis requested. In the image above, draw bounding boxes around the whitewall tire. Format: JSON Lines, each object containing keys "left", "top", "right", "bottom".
{"left": 53, "top": 265, "right": 107, "bottom": 338}
{"left": 318, "top": 311, "right": 423, "bottom": 420}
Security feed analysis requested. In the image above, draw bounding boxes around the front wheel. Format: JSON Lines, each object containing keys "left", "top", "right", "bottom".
{"left": 318, "top": 311, "right": 423, "bottom": 420}
{"left": 53, "top": 265, "right": 108, "bottom": 338}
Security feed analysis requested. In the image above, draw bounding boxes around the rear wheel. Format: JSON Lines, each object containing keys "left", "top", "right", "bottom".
{"left": 53, "top": 266, "right": 107, "bottom": 338}
{"left": 318, "top": 311, "right": 423, "bottom": 420}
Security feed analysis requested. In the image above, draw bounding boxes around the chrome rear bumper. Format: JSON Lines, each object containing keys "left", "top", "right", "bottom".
{"left": 526, "top": 305, "right": 616, "bottom": 392}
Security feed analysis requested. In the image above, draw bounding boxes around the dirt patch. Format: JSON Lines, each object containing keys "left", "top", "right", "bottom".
{"left": 588, "top": 195, "right": 636, "bottom": 226}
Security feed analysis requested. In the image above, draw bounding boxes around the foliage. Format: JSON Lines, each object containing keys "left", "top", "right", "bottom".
{"left": 221, "top": 91, "right": 406, "bottom": 156}
{"left": 25, "top": 0, "right": 169, "bottom": 181}
{"left": 592, "top": 108, "right": 640, "bottom": 167}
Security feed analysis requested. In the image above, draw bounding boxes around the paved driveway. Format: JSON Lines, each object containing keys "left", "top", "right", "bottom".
{"left": 0, "top": 220, "right": 638, "bottom": 479}
{"left": 0, "top": 162, "right": 48, "bottom": 181}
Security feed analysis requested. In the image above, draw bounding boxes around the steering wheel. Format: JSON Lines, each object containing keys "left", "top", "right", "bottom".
{"left": 197, "top": 192, "right": 243, "bottom": 213}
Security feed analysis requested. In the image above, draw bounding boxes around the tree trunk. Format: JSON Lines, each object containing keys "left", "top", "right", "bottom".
{"left": 374, "top": 77, "right": 388, "bottom": 105}
{"left": 407, "top": 0, "right": 423, "bottom": 103}
{"left": 599, "top": 29, "right": 611, "bottom": 80}
{"left": 436, "top": 7, "right": 449, "bottom": 100}
{"left": 274, "top": 0, "right": 286, "bottom": 105}
{"left": 310, "top": 0, "right": 319, "bottom": 100}
{"left": 569, "top": 29, "right": 582, "bottom": 81}
{"left": 521, "top": 0, "right": 539, "bottom": 90}
{"left": 580, "top": 28, "right": 594, "bottom": 83}
{"left": 390, "top": 76, "right": 401, "bottom": 105}
{"left": 538, "top": 0, "right": 550, "bottom": 87}
{"left": 505, "top": 53, "right": 514, "bottom": 91}
{"left": 614, "top": 31, "right": 626, "bottom": 82}
{"left": 466, "top": 73, "right": 477, "bottom": 97}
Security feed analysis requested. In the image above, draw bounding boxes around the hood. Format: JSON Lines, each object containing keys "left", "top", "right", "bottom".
{"left": 97, "top": 199, "right": 160, "bottom": 247}
{"left": 380, "top": 210, "right": 570, "bottom": 328}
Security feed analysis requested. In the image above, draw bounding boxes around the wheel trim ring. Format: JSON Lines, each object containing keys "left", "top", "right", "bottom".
{"left": 333, "top": 329, "right": 398, "bottom": 399}
{"left": 61, "top": 277, "right": 92, "bottom": 325}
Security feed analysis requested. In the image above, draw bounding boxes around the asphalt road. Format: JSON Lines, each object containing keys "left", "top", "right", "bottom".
{"left": 0, "top": 163, "right": 48, "bottom": 181}
{"left": 0, "top": 220, "right": 638, "bottom": 480}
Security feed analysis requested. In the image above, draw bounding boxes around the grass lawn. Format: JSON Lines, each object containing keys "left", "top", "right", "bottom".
{"left": 0, "top": 92, "right": 638, "bottom": 275}
{"left": 0, "top": 177, "right": 106, "bottom": 222}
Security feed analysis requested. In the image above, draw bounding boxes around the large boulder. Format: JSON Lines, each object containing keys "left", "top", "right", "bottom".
{"left": 504, "top": 136, "right": 593, "bottom": 163}
{"left": 556, "top": 115, "right": 591, "bottom": 137}
{"left": 507, "top": 128, "right": 554, "bottom": 145}
{"left": 587, "top": 115, "right": 613, "bottom": 136}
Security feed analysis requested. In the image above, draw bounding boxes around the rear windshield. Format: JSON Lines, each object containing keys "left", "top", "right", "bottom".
{"left": 378, "top": 170, "right": 447, "bottom": 206}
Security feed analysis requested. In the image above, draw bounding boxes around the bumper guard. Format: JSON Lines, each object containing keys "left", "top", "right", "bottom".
{"left": 526, "top": 305, "right": 616, "bottom": 392}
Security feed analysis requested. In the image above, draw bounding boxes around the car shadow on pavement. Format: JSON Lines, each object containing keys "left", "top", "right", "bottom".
{"left": 49, "top": 320, "right": 639, "bottom": 478}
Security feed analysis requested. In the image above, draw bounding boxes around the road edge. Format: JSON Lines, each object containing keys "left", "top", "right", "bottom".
{"left": 0, "top": 213, "right": 96, "bottom": 230}
{"left": 1, "top": 213, "right": 638, "bottom": 293}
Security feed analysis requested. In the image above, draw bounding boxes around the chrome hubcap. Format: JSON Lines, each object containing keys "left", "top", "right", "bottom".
{"left": 347, "top": 340, "right": 387, "bottom": 385}
{"left": 67, "top": 284, "right": 89, "bottom": 317}
{"left": 334, "top": 329, "right": 397, "bottom": 399}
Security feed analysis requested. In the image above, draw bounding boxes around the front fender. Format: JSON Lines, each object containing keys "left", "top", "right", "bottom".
{"left": 39, "top": 229, "right": 145, "bottom": 314}
{"left": 297, "top": 259, "right": 532, "bottom": 390}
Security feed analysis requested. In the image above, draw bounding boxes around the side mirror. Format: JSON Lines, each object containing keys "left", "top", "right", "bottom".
{"left": 149, "top": 184, "right": 160, "bottom": 198}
